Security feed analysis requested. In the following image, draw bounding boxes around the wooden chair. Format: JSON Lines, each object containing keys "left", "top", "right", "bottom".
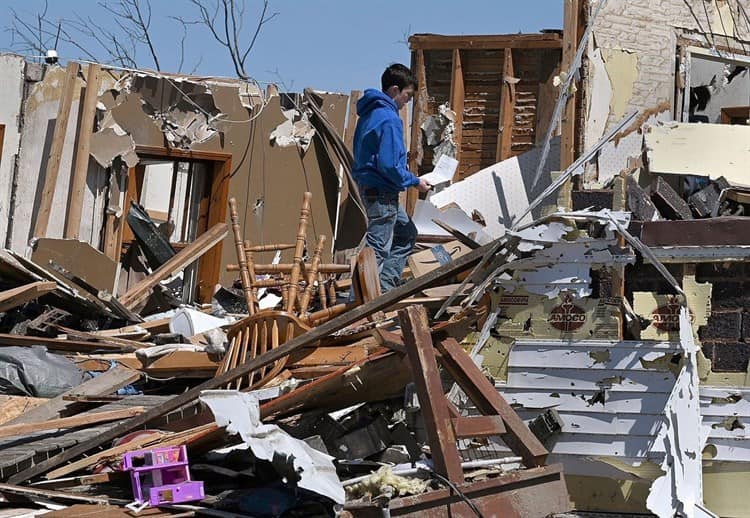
{"left": 217, "top": 310, "right": 311, "bottom": 390}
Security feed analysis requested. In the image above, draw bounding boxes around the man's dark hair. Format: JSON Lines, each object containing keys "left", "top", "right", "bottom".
{"left": 381, "top": 63, "right": 417, "bottom": 91}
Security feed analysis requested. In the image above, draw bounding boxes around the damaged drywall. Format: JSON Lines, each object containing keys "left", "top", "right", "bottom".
{"left": 645, "top": 122, "right": 750, "bottom": 185}
{"left": 430, "top": 137, "right": 559, "bottom": 237}
{"left": 688, "top": 52, "right": 750, "bottom": 123}
{"left": 595, "top": 106, "right": 671, "bottom": 186}
{"left": 270, "top": 108, "right": 315, "bottom": 151}
{"left": 0, "top": 55, "right": 25, "bottom": 248}
{"left": 585, "top": 45, "right": 613, "bottom": 150}
{"left": 89, "top": 126, "right": 138, "bottom": 168}
{"left": 10, "top": 64, "right": 84, "bottom": 251}
{"left": 420, "top": 102, "right": 457, "bottom": 166}
{"left": 200, "top": 390, "right": 345, "bottom": 504}
{"left": 601, "top": 48, "right": 638, "bottom": 120}
{"left": 128, "top": 74, "right": 222, "bottom": 149}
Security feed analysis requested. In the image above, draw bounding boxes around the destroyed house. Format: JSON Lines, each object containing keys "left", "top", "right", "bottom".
{"left": 0, "top": 0, "right": 749, "bottom": 516}
{"left": 0, "top": 57, "right": 363, "bottom": 306}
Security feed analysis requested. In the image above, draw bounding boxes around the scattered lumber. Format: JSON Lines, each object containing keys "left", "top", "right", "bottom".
{"left": 0, "top": 396, "right": 48, "bottom": 425}
{"left": 0, "top": 334, "right": 136, "bottom": 353}
{"left": 7, "top": 239, "right": 498, "bottom": 484}
{"left": 7, "top": 366, "right": 139, "bottom": 425}
{"left": 119, "top": 222, "right": 228, "bottom": 309}
{"left": 0, "top": 406, "right": 146, "bottom": 439}
{"left": 0, "top": 281, "right": 57, "bottom": 312}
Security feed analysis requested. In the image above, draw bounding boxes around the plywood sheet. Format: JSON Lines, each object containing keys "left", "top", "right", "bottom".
{"left": 32, "top": 238, "right": 119, "bottom": 293}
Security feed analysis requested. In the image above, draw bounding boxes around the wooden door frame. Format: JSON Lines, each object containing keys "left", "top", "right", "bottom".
{"left": 116, "top": 145, "right": 231, "bottom": 303}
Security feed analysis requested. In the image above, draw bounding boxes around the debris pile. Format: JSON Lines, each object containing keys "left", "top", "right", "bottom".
{"left": 0, "top": 0, "right": 749, "bottom": 516}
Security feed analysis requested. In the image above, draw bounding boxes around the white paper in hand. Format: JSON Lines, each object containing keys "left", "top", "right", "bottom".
{"left": 420, "top": 155, "right": 458, "bottom": 186}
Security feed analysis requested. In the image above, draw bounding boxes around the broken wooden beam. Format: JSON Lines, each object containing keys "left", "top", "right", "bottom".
{"left": 0, "top": 482, "right": 118, "bottom": 506}
{"left": 0, "top": 281, "right": 57, "bottom": 312}
{"left": 436, "top": 337, "right": 548, "bottom": 467}
{"left": 33, "top": 62, "right": 80, "bottom": 238}
{"left": 7, "top": 239, "right": 498, "bottom": 483}
{"left": 226, "top": 263, "right": 351, "bottom": 273}
{"left": 119, "top": 222, "right": 228, "bottom": 310}
{"left": 6, "top": 366, "right": 140, "bottom": 425}
{"left": 399, "top": 305, "right": 464, "bottom": 482}
{"left": 0, "top": 334, "right": 135, "bottom": 353}
{"left": 0, "top": 406, "right": 145, "bottom": 439}
{"left": 64, "top": 63, "right": 101, "bottom": 239}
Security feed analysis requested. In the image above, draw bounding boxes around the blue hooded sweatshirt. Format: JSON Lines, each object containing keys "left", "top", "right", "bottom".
{"left": 352, "top": 88, "right": 419, "bottom": 193}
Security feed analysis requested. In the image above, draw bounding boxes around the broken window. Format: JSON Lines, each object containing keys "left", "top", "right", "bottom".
{"left": 680, "top": 46, "right": 750, "bottom": 124}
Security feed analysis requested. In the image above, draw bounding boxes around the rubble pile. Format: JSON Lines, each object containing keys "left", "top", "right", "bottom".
{"left": 0, "top": 0, "right": 749, "bottom": 517}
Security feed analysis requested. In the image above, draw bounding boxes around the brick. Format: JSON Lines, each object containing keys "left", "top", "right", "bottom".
{"left": 743, "top": 313, "right": 750, "bottom": 342}
{"left": 695, "top": 263, "right": 744, "bottom": 281}
{"left": 591, "top": 268, "right": 615, "bottom": 299}
{"left": 710, "top": 282, "right": 750, "bottom": 310}
{"left": 702, "top": 341, "right": 750, "bottom": 372}
{"left": 625, "top": 261, "right": 683, "bottom": 296}
{"left": 650, "top": 176, "right": 693, "bottom": 220}
{"left": 626, "top": 177, "right": 659, "bottom": 221}
{"left": 700, "top": 310, "right": 743, "bottom": 340}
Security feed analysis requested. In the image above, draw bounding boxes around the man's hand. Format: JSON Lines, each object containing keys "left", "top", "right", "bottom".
{"left": 416, "top": 178, "right": 432, "bottom": 193}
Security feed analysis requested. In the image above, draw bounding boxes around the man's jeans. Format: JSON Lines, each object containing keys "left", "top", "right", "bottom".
{"left": 362, "top": 191, "right": 417, "bottom": 293}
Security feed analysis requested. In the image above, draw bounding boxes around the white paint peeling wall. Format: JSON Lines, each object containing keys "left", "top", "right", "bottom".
{"left": 0, "top": 55, "right": 25, "bottom": 248}
{"left": 10, "top": 64, "right": 83, "bottom": 252}
{"left": 589, "top": 0, "right": 750, "bottom": 130}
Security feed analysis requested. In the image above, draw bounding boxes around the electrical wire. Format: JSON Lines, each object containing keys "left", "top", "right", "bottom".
{"left": 29, "top": 55, "right": 276, "bottom": 125}
{"left": 740, "top": 0, "right": 750, "bottom": 31}
{"left": 420, "top": 468, "right": 485, "bottom": 518}
{"left": 701, "top": 0, "right": 724, "bottom": 57}
{"left": 681, "top": 0, "right": 717, "bottom": 51}
{"left": 724, "top": 1, "right": 749, "bottom": 55}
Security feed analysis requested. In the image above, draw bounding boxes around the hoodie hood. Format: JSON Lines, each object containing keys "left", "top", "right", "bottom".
{"left": 356, "top": 88, "right": 398, "bottom": 117}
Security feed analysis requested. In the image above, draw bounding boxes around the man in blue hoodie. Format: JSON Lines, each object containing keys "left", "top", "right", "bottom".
{"left": 352, "top": 64, "right": 431, "bottom": 292}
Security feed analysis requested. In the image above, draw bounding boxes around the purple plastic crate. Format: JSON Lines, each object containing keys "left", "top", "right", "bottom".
{"left": 122, "top": 445, "right": 204, "bottom": 506}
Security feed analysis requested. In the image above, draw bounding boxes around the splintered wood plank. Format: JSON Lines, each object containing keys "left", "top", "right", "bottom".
{"left": 399, "top": 305, "right": 464, "bottom": 483}
{"left": 406, "top": 48, "right": 427, "bottom": 217}
{"left": 0, "top": 396, "right": 48, "bottom": 425}
{"left": 34, "top": 62, "right": 80, "bottom": 238}
{"left": 0, "top": 334, "right": 133, "bottom": 353}
{"left": 0, "top": 281, "right": 57, "bottom": 312}
{"left": 344, "top": 90, "right": 362, "bottom": 152}
{"left": 7, "top": 240, "right": 497, "bottom": 484}
{"left": 561, "top": 0, "right": 581, "bottom": 171}
{"left": 0, "top": 483, "right": 113, "bottom": 505}
{"left": 496, "top": 48, "right": 515, "bottom": 162}
{"left": 44, "top": 423, "right": 215, "bottom": 480}
{"left": 64, "top": 63, "right": 101, "bottom": 239}
{"left": 449, "top": 48, "right": 465, "bottom": 174}
{"left": 43, "top": 503, "right": 184, "bottom": 517}
{"left": 0, "top": 406, "right": 146, "bottom": 439}
{"left": 119, "top": 222, "right": 228, "bottom": 309}
{"left": 436, "top": 337, "right": 548, "bottom": 467}
{"left": 6, "top": 366, "right": 140, "bottom": 425}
